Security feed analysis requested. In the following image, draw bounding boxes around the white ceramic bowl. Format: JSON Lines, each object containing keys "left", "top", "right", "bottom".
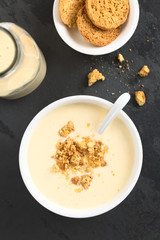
{"left": 53, "top": 0, "right": 140, "bottom": 55}
{"left": 19, "top": 95, "right": 143, "bottom": 218}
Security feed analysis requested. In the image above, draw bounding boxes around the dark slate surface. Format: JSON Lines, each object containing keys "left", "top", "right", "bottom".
{"left": 0, "top": 0, "right": 160, "bottom": 239}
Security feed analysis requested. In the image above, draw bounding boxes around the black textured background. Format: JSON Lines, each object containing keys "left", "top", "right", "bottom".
{"left": 0, "top": 0, "right": 160, "bottom": 239}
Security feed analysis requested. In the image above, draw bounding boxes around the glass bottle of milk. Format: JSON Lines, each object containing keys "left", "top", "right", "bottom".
{"left": 0, "top": 23, "right": 47, "bottom": 99}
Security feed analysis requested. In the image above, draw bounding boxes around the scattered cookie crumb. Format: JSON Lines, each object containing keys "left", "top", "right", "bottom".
{"left": 147, "top": 39, "right": 150, "bottom": 42}
{"left": 52, "top": 164, "right": 60, "bottom": 173}
{"left": 138, "top": 65, "right": 150, "bottom": 77}
{"left": 88, "top": 69, "right": 105, "bottom": 86}
{"left": 112, "top": 92, "right": 115, "bottom": 95}
{"left": 71, "top": 175, "right": 93, "bottom": 190}
{"left": 71, "top": 176, "right": 80, "bottom": 185}
{"left": 141, "top": 84, "right": 144, "bottom": 87}
{"left": 118, "top": 54, "right": 124, "bottom": 62}
{"left": 86, "top": 166, "right": 93, "bottom": 173}
{"left": 135, "top": 91, "right": 146, "bottom": 106}
{"left": 59, "top": 121, "right": 75, "bottom": 137}
{"left": 119, "top": 65, "right": 122, "bottom": 69}
{"left": 75, "top": 188, "right": 83, "bottom": 193}
{"left": 80, "top": 175, "right": 93, "bottom": 189}
{"left": 129, "top": 48, "right": 132, "bottom": 52}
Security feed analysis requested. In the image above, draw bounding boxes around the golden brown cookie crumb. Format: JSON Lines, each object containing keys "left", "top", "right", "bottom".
{"left": 135, "top": 91, "right": 146, "bottom": 106}
{"left": 138, "top": 65, "right": 150, "bottom": 77}
{"left": 52, "top": 164, "right": 60, "bottom": 173}
{"left": 59, "top": 121, "right": 75, "bottom": 137}
{"left": 80, "top": 175, "right": 93, "bottom": 189}
{"left": 118, "top": 54, "right": 124, "bottom": 62}
{"left": 75, "top": 187, "right": 83, "bottom": 193}
{"left": 71, "top": 176, "right": 80, "bottom": 185}
{"left": 88, "top": 69, "right": 105, "bottom": 86}
{"left": 72, "top": 175, "right": 93, "bottom": 189}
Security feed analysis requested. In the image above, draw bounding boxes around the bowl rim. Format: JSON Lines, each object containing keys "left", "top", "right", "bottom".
{"left": 53, "top": 0, "right": 140, "bottom": 55}
{"left": 19, "top": 95, "right": 143, "bottom": 218}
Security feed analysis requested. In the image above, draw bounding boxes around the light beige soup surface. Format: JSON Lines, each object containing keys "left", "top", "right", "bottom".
{"left": 28, "top": 103, "right": 134, "bottom": 209}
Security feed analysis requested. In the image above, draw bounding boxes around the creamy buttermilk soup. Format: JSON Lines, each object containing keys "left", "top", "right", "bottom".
{"left": 0, "top": 23, "right": 46, "bottom": 99}
{"left": 0, "top": 29, "right": 16, "bottom": 74}
{"left": 28, "top": 103, "right": 134, "bottom": 209}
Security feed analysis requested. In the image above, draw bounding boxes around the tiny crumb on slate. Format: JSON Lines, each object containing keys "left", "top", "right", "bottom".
{"left": 138, "top": 65, "right": 150, "bottom": 77}
{"left": 135, "top": 91, "right": 146, "bottom": 106}
{"left": 88, "top": 69, "right": 105, "bottom": 86}
{"left": 118, "top": 53, "right": 124, "bottom": 62}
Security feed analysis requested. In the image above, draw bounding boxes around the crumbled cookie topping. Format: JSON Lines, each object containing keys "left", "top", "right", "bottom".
{"left": 88, "top": 69, "right": 105, "bottom": 86}
{"left": 80, "top": 175, "right": 93, "bottom": 189}
{"left": 59, "top": 121, "right": 75, "bottom": 137}
{"left": 135, "top": 91, "right": 146, "bottom": 106}
{"left": 54, "top": 137, "right": 108, "bottom": 171}
{"left": 52, "top": 134, "right": 108, "bottom": 190}
{"left": 138, "top": 65, "right": 150, "bottom": 77}
{"left": 118, "top": 53, "right": 124, "bottom": 62}
{"left": 71, "top": 175, "right": 93, "bottom": 190}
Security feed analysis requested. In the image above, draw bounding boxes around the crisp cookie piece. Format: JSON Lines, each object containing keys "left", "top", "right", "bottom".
{"left": 138, "top": 65, "right": 150, "bottom": 77}
{"left": 59, "top": 121, "right": 75, "bottom": 137}
{"left": 88, "top": 69, "right": 105, "bottom": 86}
{"left": 118, "top": 54, "right": 124, "bottom": 62}
{"left": 135, "top": 91, "right": 146, "bottom": 106}
{"left": 72, "top": 175, "right": 93, "bottom": 189}
{"left": 59, "top": 0, "right": 85, "bottom": 28}
{"left": 77, "top": 7, "right": 120, "bottom": 47}
{"left": 71, "top": 176, "right": 81, "bottom": 185}
{"left": 86, "top": 0, "right": 129, "bottom": 30}
{"left": 80, "top": 175, "right": 93, "bottom": 189}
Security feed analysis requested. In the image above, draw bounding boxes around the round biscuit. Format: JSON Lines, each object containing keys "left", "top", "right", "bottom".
{"left": 59, "top": 0, "right": 85, "bottom": 28}
{"left": 86, "top": 0, "right": 129, "bottom": 30}
{"left": 77, "top": 6, "right": 120, "bottom": 47}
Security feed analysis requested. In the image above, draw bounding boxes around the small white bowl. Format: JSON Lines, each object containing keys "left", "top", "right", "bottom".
{"left": 19, "top": 95, "right": 143, "bottom": 218}
{"left": 53, "top": 0, "right": 140, "bottom": 55}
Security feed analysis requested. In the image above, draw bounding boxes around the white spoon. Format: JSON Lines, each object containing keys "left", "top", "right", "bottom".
{"left": 97, "top": 93, "right": 131, "bottom": 135}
